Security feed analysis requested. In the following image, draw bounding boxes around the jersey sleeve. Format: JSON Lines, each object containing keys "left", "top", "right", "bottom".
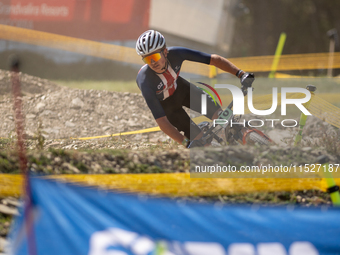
{"left": 136, "top": 71, "right": 166, "bottom": 120}
{"left": 141, "top": 87, "right": 166, "bottom": 120}
{"left": 169, "top": 47, "right": 211, "bottom": 64}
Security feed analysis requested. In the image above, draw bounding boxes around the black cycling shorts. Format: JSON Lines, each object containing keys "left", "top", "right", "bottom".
{"left": 160, "top": 76, "right": 221, "bottom": 140}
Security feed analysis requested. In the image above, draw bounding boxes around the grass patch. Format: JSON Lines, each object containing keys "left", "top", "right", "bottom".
{"left": 0, "top": 214, "right": 11, "bottom": 235}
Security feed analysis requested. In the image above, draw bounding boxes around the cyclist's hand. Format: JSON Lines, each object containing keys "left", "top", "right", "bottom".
{"left": 240, "top": 72, "right": 255, "bottom": 88}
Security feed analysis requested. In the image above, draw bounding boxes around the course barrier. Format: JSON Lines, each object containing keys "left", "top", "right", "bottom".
{"left": 10, "top": 176, "right": 340, "bottom": 255}
{"left": 1, "top": 173, "right": 339, "bottom": 198}
{"left": 1, "top": 24, "right": 340, "bottom": 75}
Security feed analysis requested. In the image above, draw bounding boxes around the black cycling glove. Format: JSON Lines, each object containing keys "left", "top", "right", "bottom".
{"left": 240, "top": 72, "right": 255, "bottom": 88}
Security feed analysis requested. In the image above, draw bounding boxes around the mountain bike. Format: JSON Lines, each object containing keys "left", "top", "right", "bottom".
{"left": 188, "top": 83, "right": 273, "bottom": 148}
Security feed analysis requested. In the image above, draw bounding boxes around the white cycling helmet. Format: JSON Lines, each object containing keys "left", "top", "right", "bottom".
{"left": 136, "top": 30, "right": 166, "bottom": 56}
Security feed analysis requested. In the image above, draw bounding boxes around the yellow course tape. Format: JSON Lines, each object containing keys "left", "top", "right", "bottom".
{"left": 308, "top": 95, "right": 340, "bottom": 129}
{"left": 274, "top": 72, "right": 318, "bottom": 78}
{"left": 0, "top": 174, "right": 23, "bottom": 197}
{"left": 71, "top": 126, "right": 160, "bottom": 140}
{"left": 71, "top": 118, "right": 212, "bottom": 140}
{"left": 312, "top": 94, "right": 340, "bottom": 104}
{"left": 1, "top": 174, "right": 339, "bottom": 198}
{"left": 224, "top": 53, "right": 340, "bottom": 73}
{"left": 1, "top": 24, "right": 340, "bottom": 74}
{"left": 0, "top": 24, "right": 141, "bottom": 66}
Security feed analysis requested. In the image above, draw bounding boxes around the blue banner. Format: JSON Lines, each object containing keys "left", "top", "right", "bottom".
{"left": 9, "top": 177, "right": 340, "bottom": 255}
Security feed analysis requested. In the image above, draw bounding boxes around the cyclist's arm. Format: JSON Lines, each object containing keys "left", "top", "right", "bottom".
{"left": 210, "top": 54, "right": 245, "bottom": 77}
{"left": 170, "top": 47, "right": 245, "bottom": 77}
{"left": 155, "top": 116, "right": 187, "bottom": 145}
{"left": 137, "top": 81, "right": 187, "bottom": 145}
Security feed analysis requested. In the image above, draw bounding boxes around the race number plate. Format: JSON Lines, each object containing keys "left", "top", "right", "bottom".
{"left": 214, "top": 108, "right": 233, "bottom": 126}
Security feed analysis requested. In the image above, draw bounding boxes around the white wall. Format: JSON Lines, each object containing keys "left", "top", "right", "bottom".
{"left": 149, "top": 0, "right": 226, "bottom": 46}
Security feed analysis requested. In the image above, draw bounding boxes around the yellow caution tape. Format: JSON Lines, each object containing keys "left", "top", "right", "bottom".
{"left": 0, "top": 174, "right": 23, "bottom": 197}
{"left": 0, "top": 24, "right": 141, "bottom": 66}
{"left": 70, "top": 116, "right": 213, "bottom": 140}
{"left": 308, "top": 95, "right": 340, "bottom": 129}
{"left": 1, "top": 24, "right": 340, "bottom": 75}
{"left": 224, "top": 52, "right": 340, "bottom": 73}
{"left": 274, "top": 72, "right": 316, "bottom": 78}
{"left": 71, "top": 126, "right": 161, "bottom": 140}
{"left": 1, "top": 174, "right": 339, "bottom": 198}
{"left": 209, "top": 65, "right": 218, "bottom": 78}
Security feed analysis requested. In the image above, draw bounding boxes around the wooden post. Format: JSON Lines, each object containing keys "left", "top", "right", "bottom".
{"left": 327, "top": 29, "right": 338, "bottom": 77}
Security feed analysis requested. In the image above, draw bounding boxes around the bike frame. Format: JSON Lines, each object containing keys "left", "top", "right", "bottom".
{"left": 189, "top": 84, "right": 272, "bottom": 148}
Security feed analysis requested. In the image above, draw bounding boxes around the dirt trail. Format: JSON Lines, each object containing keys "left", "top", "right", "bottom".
{"left": 1, "top": 70, "right": 340, "bottom": 244}
{"left": 0, "top": 69, "right": 170, "bottom": 143}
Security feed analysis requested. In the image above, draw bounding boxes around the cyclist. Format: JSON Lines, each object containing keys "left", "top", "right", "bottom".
{"left": 136, "top": 30, "right": 254, "bottom": 148}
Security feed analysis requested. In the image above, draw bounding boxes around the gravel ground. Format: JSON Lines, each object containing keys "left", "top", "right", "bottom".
{"left": 0, "top": 69, "right": 340, "bottom": 244}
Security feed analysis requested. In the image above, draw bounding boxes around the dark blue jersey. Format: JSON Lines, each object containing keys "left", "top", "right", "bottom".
{"left": 136, "top": 47, "right": 211, "bottom": 119}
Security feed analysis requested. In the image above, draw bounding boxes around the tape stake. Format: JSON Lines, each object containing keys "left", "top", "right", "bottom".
{"left": 269, "top": 32, "right": 287, "bottom": 78}
{"left": 323, "top": 163, "right": 340, "bottom": 206}
{"left": 294, "top": 86, "right": 316, "bottom": 145}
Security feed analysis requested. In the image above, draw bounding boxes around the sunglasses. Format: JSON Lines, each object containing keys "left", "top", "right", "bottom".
{"left": 142, "top": 51, "right": 163, "bottom": 65}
